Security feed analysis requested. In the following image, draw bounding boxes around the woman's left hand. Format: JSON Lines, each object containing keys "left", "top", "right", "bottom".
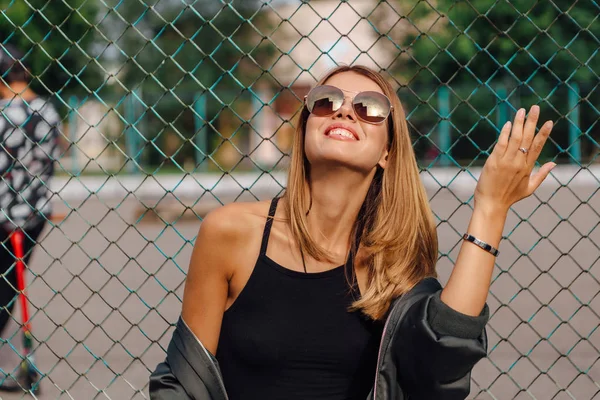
{"left": 475, "top": 105, "right": 555, "bottom": 214}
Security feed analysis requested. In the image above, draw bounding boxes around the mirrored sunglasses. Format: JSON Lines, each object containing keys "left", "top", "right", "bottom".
{"left": 305, "top": 85, "right": 393, "bottom": 124}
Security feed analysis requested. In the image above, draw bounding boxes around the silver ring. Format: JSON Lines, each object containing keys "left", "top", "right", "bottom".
{"left": 519, "top": 147, "right": 528, "bottom": 154}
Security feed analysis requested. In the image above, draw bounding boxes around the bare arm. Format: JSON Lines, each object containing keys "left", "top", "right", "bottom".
{"left": 441, "top": 105, "right": 555, "bottom": 316}
{"left": 180, "top": 205, "right": 245, "bottom": 355}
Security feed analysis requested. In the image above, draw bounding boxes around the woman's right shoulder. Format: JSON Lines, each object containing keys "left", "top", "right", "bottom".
{"left": 197, "top": 199, "right": 275, "bottom": 246}
{"left": 189, "top": 199, "right": 277, "bottom": 280}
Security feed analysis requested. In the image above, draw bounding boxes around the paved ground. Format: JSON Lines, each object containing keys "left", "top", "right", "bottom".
{"left": 1, "top": 166, "right": 600, "bottom": 399}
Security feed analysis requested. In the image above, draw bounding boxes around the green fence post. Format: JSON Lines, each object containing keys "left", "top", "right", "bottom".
{"left": 136, "top": 89, "right": 146, "bottom": 171}
{"left": 68, "top": 96, "right": 79, "bottom": 176}
{"left": 438, "top": 86, "right": 451, "bottom": 166}
{"left": 251, "top": 90, "right": 265, "bottom": 171}
{"left": 496, "top": 85, "right": 508, "bottom": 129}
{"left": 125, "top": 91, "right": 141, "bottom": 174}
{"left": 193, "top": 93, "right": 208, "bottom": 171}
{"left": 568, "top": 83, "right": 581, "bottom": 164}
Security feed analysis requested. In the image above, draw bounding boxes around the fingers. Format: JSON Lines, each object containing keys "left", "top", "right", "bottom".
{"left": 521, "top": 105, "right": 540, "bottom": 150}
{"left": 506, "top": 108, "right": 526, "bottom": 156}
{"left": 527, "top": 161, "right": 557, "bottom": 194}
{"left": 503, "top": 106, "right": 553, "bottom": 164}
{"left": 527, "top": 120, "right": 554, "bottom": 165}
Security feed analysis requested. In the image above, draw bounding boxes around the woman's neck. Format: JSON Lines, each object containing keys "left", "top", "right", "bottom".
{"left": 302, "top": 166, "right": 376, "bottom": 257}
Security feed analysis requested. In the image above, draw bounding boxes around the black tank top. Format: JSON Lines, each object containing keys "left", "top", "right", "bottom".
{"left": 215, "top": 197, "right": 383, "bottom": 400}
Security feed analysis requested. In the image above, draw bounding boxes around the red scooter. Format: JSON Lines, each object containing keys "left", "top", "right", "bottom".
{"left": 0, "top": 229, "right": 40, "bottom": 394}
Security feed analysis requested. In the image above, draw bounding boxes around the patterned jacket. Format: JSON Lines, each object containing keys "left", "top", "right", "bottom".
{"left": 0, "top": 97, "right": 60, "bottom": 229}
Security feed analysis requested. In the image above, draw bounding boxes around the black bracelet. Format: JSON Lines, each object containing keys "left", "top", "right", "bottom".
{"left": 462, "top": 233, "right": 499, "bottom": 257}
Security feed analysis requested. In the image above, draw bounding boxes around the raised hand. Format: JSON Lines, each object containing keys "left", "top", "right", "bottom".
{"left": 475, "top": 105, "right": 555, "bottom": 213}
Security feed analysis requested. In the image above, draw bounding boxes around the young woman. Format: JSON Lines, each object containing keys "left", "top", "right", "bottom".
{"left": 150, "top": 65, "right": 555, "bottom": 399}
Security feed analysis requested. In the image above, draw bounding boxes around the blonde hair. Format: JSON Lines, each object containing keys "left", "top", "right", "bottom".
{"left": 282, "top": 65, "right": 438, "bottom": 320}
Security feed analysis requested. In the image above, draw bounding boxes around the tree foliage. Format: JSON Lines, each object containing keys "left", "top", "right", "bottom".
{"left": 376, "top": 0, "right": 600, "bottom": 163}
{"left": 0, "top": 0, "right": 104, "bottom": 97}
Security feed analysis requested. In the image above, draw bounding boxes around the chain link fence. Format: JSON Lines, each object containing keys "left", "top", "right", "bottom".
{"left": 0, "top": 0, "right": 599, "bottom": 398}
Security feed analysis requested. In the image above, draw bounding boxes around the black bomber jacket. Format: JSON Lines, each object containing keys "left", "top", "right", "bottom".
{"left": 149, "top": 277, "right": 489, "bottom": 400}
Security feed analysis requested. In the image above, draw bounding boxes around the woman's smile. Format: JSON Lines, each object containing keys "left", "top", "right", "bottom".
{"left": 324, "top": 123, "right": 359, "bottom": 141}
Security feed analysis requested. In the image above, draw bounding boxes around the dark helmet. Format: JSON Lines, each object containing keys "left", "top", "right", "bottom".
{"left": 0, "top": 44, "right": 30, "bottom": 83}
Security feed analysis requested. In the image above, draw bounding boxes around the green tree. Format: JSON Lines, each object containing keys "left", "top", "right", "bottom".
{"left": 376, "top": 0, "right": 600, "bottom": 164}
{"left": 0, "top": 0, "right": 105, "bottom": 97}
{"left": 97, "top": 0, "right": 276, "bottom": 171}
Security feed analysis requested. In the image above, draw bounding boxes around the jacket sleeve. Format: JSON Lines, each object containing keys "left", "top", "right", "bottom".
{"left": 149, "top": 360, "right": 199, "bottom": 399}
{"left": 149, "top": 352, "right": 213, "bottom": 400}
{"left": 149, "top": 317, "right": 227, "bottom": 400}
{"left": 392, "top": 290, "right": 489, "bottom": 400}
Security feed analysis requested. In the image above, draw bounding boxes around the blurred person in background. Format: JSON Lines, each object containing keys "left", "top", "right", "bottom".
{"left": 150, "top": 65, "right": 555, "bottom": 399}
{"left": 0, "top": 43, "right": 60, "bottom": 393}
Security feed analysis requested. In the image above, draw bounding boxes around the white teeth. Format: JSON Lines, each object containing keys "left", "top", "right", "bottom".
{"left": 328, "top": 128, "right": 355, "bottom": 139}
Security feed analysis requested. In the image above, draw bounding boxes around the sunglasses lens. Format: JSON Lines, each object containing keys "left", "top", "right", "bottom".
{"left": 353, "top": 91, "right": 391, "bottom": 123}
{"left": 307, "top": 85, "right": 344, "bottom": 116}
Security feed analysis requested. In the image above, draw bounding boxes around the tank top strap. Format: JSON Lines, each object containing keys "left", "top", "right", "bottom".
{"left": 259, "top": 196, "right": 280, "bottom": 256}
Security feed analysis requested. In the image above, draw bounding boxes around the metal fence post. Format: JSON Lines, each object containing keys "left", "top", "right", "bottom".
{"left": 496, "top": 85, "right": 508, "bottom": 130}
{"left": 68, "top": 96, "right": 79, "bottom": 175}
{"left": 193, "top": 93, "right": 208, "bottom": 171}
{"left": 438, "top": 85, "right": 451, "bottom": 166}
{"left": 568, "top": 83, "right": 581, "bottom": 164}
{"left": 125, "top": 91, "right": 142, "bottom": 174}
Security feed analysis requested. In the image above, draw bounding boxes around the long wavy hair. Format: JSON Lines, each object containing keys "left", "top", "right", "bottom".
{"left": 282, "top": 65, "right": 438, "bottom": 321}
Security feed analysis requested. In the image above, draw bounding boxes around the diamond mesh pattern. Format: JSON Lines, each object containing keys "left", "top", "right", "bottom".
{"left": 0, "top": 0, "right": 598, "bottom": 398}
